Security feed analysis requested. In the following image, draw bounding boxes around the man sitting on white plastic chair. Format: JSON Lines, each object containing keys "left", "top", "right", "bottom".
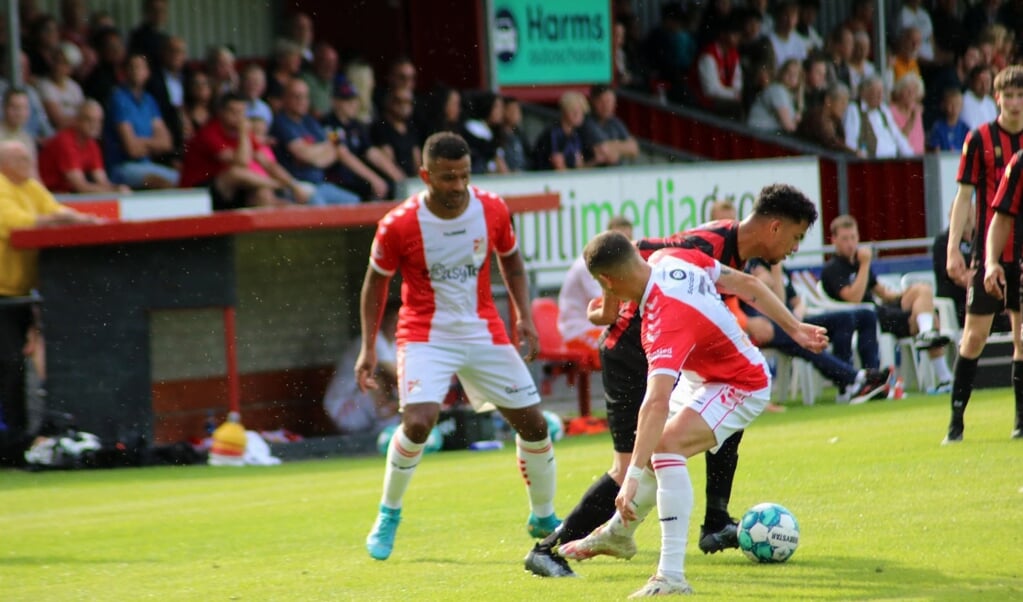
{"left": 821, "top": 215, "right": 953, "bottom": 392}
{"left": 743, "top": 259, "right": 892, "bottom": 404}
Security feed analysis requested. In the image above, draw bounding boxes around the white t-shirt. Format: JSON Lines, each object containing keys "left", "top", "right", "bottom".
{"left": 768, "top": 31, "right": 808, "bottom": 68}
{"left": 557, "top": 255, "right": 603, "bottom": 342}
{"left": 36, "top": 77, "right": 85, "bottom": 125}
{"left": 898, "top": 6, "right": 934, "bottom": 62}
{"left": 323, "top": 335, "right": 399, "bottom": 434}
{"left": 843, "top": 101, "right": 916, "bottom": 158}
{"left": 960, "top": 92, "right": 998, "bottom": 131}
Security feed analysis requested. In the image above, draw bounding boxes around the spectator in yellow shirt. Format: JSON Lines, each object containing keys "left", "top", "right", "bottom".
{"left": 0, "top": 139, "right": 100, "bottom": 464}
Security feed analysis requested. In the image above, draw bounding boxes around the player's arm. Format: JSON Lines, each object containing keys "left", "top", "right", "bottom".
{"left": 355, "top": 267, "right": 391, "bottom": 392}
{"left": 716, "top": 266, "right": 828, "bottom": 353}
{"left": 836, "top": 247, "right": 874, "bottom": 303}
{"left": 946, "top": 183, "right": 975, "bottom": 282}
{"left": 497, "top": 249, "right": 539, "bottom": 362}
{"left": 616, "top": 372, "right": 673, "bottom": 524}
{"left": 750, "top": 262, "right": 785, "bottom": 301}
{"left": 983, "top": 211, "right": 1013, "bottom": 299}
{"left": 588, "top": 292, "right": 620, "bottom": 325}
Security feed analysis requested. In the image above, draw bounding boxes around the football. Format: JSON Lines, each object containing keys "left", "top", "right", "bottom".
{"left": 737, "top": 502, "right": 800, "bottom": 563}
{"left": 543, "top": 410, "right": 564, "bottom": 442}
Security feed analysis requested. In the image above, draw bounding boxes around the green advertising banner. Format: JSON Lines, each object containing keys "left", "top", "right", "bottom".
{"left": 491, "top": 0, "right": 612, "bottom": 86}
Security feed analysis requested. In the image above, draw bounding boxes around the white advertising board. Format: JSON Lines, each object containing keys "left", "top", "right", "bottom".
{"left": 474, "top": 157, "right": 823, "bottom": 288}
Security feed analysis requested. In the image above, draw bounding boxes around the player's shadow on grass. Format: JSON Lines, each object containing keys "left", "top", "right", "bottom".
{"left": 691, "top": 553, "right": 1004, "bottom": 599}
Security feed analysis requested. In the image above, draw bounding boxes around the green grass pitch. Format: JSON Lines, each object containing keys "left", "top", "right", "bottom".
{"left": 2, "top": 388, "right": 1021, "bottom": 601}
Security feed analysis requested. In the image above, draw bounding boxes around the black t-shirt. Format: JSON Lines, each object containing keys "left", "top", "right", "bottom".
{"left": 322, "top": 113, "right": 374, "bottom": 185}
{"left": 371, "top": 118, "right": 421, "bottom": 177}
{"left": 820, "top": 255, "right": 877, "bottom": 303}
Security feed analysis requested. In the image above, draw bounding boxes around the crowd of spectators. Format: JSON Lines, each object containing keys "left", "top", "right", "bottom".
{"left": 613, "top": 0, "right": 1023, "bottom": 157}
{"left": 0, "top": 0, "right": 647, "bottom": 210}
{"left": 2, "top": 1, "right": 1021, "bottom": 210}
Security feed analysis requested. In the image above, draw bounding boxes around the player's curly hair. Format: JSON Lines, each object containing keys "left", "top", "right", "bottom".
{"left": 752, "top": 183, "right": 819, "bottom": 227}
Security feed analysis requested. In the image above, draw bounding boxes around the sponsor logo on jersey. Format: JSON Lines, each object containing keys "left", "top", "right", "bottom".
{"left": 407, "top": 379, "right": 422, "bottom": 395}
{"left": 428, "top": 262, "right": 481, "bottom": 283}
{"left": 669, "top": 269, "right": 687, "bottom": 280}
{"left": 648, "top": 347, "right": 672, "bottom": 362}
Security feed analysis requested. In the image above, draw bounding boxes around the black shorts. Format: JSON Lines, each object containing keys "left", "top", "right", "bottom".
{"left": 205, "top": 180, "right": 249, "bottom": 211}
{"left": 968, "top": 261, "right": 1020, "bottom": 314}
{"left": 600, "top": 323, "right": 647, "bottom": 454}
{"left": 876, "top": 301, "right": 912, "bottom": 339}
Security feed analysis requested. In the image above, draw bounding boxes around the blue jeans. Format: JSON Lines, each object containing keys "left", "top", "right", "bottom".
{"left": 806, "top": 308, "right": 880, "bottom": 370}
{"left": 767, "top": 326, "right": 859, "bottom": 389}
{"left": 309, "top": 182, "right": 360, "bottom": 206}
{"left": 109, "top": 160, "right": 180, "bottom": 188}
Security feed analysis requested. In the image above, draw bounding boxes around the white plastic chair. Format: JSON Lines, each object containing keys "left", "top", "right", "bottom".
{"left": 791, "top": 271, "right": 929, "bottom": 392}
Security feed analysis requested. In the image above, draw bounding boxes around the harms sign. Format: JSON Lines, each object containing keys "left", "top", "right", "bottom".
{"left": 491, "top": 0, "right": 612, "bottom": 85}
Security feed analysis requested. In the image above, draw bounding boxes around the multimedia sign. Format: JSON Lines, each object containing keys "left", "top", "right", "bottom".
{"left": 491, "top": 0, "right": 612, "bottom": 86}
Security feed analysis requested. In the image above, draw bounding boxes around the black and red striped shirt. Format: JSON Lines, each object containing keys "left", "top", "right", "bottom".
{"left": 599, "top": 220, "right": 744, "bottom": 401}
{"left": 957, "top": 120, "right": 1023, "bottom": 263}
{"left": 992, "top": 150, "right": 1023, "bottom": 229}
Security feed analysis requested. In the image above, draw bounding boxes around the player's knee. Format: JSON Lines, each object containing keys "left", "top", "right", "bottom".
{"left": 959, "top": 328, "right": 989, "bottom": 356}
{"left": 400, "top": 413, "right": 437, "bottom": 443}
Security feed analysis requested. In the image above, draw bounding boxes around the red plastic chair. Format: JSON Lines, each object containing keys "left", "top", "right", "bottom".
{"left": 530, "top": 297, "right": 596, "bottom": 416}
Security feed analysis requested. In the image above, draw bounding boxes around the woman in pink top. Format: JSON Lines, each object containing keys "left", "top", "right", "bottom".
{"left": 889, "top": 72, "right": 925, "bottom": 155}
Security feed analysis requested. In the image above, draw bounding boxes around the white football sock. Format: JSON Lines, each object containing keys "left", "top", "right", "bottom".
{"left": 517, "top": 435, "right": 557, "bottom": 518}
{"left": 916, "top": 313, "right": 935, "bottom": 333}
{"left": 380, "top": 425, "right": 425, "bottom": 509}
{"left": 933, "top": 356, "right": 953, "bottom": 383}
{"left": 652, "top": 453, "right": 692, "bottom": 584}
{"left": 610, "top": 466, "right": 658, "bottom": 537}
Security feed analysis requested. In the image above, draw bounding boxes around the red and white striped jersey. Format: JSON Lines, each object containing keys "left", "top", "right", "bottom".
{"left": 641, "top": 246, "right": 770, "bottom": 396}
{"left": 370, "top": 185, "right": 517, "bottom": 345}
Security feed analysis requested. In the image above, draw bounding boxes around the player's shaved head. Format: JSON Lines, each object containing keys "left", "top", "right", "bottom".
{"left": 422, "top": 131, "right": 469, "bottom": 165}
{"left": 584, "top": 230, "right": 642, "bottom": 279}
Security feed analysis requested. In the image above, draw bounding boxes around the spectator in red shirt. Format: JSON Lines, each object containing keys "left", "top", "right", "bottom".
{"left": 180, "top": 93, "right": 311, "bottom": 210}
{"left": 38, "top": 99, "right": 128, "bottom": 194}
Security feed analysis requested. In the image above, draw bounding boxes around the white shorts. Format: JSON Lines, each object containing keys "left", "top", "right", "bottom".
{"left": 669, "top": 380, "right": 768, "bottom": 453}
{"left": 397, "top": 342, "right": 540, "bottom": 411}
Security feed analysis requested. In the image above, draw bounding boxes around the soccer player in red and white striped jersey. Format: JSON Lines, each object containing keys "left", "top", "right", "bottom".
{"left": 944, "top": 65, "right": 1023, "bottom": 444}
{"left": 570, "top": 232, "right": 827, "bottom": 595}
{"left": 358, "top": 132, "right": 559, "bottom": 561}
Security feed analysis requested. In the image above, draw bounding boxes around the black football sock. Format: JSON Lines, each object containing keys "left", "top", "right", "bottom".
{"left": 1012, "top": 361, "right": 1023, "bottom": 429}
{"left": 704, "top": 430, "right": 743, "bottom": 530}
{"left": 950, "top": 356, "right": 979, "bottom": 432}
{"left": 538, "top": 472, "right": 619, "bottom": 550}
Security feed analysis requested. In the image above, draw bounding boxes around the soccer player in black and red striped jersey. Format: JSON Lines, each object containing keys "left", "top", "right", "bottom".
{"left": 525, "top": 184, "right": 819, "bottom": 577}
{"left": 982, "top": 148, "right": 1023, "bottom": 439}
{"left": 943, "top": 65, "right": 1023, "bottom": 445}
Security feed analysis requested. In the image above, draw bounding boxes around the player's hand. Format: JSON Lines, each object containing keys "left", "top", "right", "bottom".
{"left": 518, "top": 319, "right": 540, "bottom": 362}
{"left": 984, "top": 262, "right": 1006, "bottom": 300}
{"left": 791, "top": 323, "right": 829, "bottom": 354}
{"left": 855, "top": 245, "right": 873, "bottom": 265}
{"left": 354, "top": 348, "right": 378, "bottom": 393}
{"left": 947, "top": 247, "right": 966, "bottom": 283}
{"left": 615, "top": 474, "right": 640, "bottom": 526}
{"left": 955, "top": 267, "right": 975, "bottom": 289}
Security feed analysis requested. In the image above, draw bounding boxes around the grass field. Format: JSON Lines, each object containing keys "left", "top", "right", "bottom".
{"left": 2, "top": 388, "right": 1022, "bottom": 601}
